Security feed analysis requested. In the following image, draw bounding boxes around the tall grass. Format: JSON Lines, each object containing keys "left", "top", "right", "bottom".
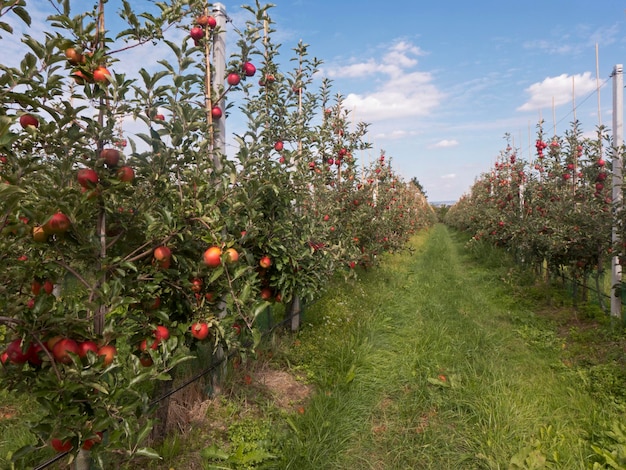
{"left": 279, "top": 224, "right": 622, "bottom": 469}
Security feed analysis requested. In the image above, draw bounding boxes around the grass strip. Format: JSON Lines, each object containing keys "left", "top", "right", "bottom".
{"left": 280, "top": 224, "right": 619, "bottom": 469}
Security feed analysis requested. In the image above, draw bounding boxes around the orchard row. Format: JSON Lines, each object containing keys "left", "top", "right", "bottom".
{"left": 445, "top": 121, "right": 621, "bottom": 279}
{"left": 0, "top": 0, "right": 434, "bottom": 465}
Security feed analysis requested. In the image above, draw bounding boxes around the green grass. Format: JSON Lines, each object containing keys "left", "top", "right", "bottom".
{"left": 277, "top": 224, "right": 626, "bottom": 469}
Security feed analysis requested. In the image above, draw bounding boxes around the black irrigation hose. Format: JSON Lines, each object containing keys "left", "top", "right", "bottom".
{"left": 33, "top": 304, "right": 305, "bottom": 470}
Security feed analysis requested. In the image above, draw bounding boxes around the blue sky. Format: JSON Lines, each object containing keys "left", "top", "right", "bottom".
{"left": 5, "top": 1, "right": 626, "bottom": 202}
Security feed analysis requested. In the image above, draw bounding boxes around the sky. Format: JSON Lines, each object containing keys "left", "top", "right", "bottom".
{"left": 4, "top": 1, "right": 626, "bottom": 202}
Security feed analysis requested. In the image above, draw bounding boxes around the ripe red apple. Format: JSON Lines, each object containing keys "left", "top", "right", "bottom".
{"left": 154, "top": 246, "right": 171, "bottom": 263}
{"left": 27, "top": 343, "right": 43, "bottom": 365}
{"left": 203, "top": 246, "right": 222, "bottom": 268}
{"left": 65, "top": 47, "right": 85, "bottom": 65}
{"left": 259, "top": 256, "right": 271, "bottom": 269}
{"left": 260, "top": 287, "right": 273, "bottom": 301}
{"left": 154, "top": 325, "right": 170, "bottom": 342}
{"left": 242, "top": 62, "right": 256, "bottom": 77}
{"left": 323, "top": 214, "right": 330, "bottom": 222}
{"left": 78, "top": 340, "right": 99, "bottom": 358}
{"left": 50, "top": 438, "right": 73, "bottom": 453}
{"left": 52, "top": 338, "right": 80, "bottom": 364}
{"left": 6, "top": 339, "right": 30, "bottom": 364}
{"left": 0, "top": 351, "right": 8, "bottom": 365}
{"left": 191, "top": 322, "right": 209, "bottom": 340}
{"left": 227, "top": 73, "right": 241, "bottom": 86}
{"left": 43, "top": 212, "right": 71, "bottom": 234}
{"left": 274, "top": 141, "right": 284, "bottom": 151}
{"left": 43, "top": 280, "right": 54, "bottom": 295}
{"left": 211, "top": 106, "right": 222, "bottom": 119}
{"left": 196, "top": 15, "right": 217, "bottom": 28}
{"left": 77, "top": 168, "right": 98, "bottom": 188}
{"left": 81, "top": 432, "right": 103, "bottom": 450}
{"left": 117, "top": 165, "right": 135, "bottom": 182}
{"left": 97, "top": 344, "right": 117, "bottom": 366}
{"left": 71, "top": 70, "right": 90, "bottom": 85}
{"left": 190, "top": 277, "right": 203, "bottom": 293}
{"left": 92, "top": 66, "right": 111, "bottom": 83}
{"left": 225, "top": 247, "right": 239, "bottom": 264}
{"left": 100, "top": 148, "right": 120, "bottom": 167}
{"left": 190, "top": 26, "right": 204, "bottom": 40}
{"left": 32, "top": 280, "right": 42, "bottom": 295}
{"left": 19, "top": 114, "right": 39, "bottom": 129}
{"left": 139, "top": 354, "right": 153, "bottom": 367}
{"left": 154, "top": 113, "right": 165, "bottom": 121}
{"left": 46, "top": 335, "right": 63, "bottom": 351}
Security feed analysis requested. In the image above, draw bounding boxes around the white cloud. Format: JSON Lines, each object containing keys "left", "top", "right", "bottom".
{"left": 431, "top": 139, "right": 459, "bottom": 148}
{"left": 321, "top": 40, "right": 440, "bottom": 122}
{"left": 517, "top": 72, "right": 598, "bottom": 112}
{"left": 441, "top": 173, "right": 456, "bottom": 180}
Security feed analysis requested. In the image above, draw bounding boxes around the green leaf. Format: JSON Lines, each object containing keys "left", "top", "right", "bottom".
{"left": 13, "top": 6, "right": 32, "bottom": 27}
{"left": 134, "top": 447, "right": 162, "bottom": 460}
{"left": 201, "top": 443, "right": 230, "bottom": 460}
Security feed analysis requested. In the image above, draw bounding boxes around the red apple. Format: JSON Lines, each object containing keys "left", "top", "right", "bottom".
{"left": 78, "top": 340, "right": 99, "bottom": 358}
{"left": 117, "top": 165, "right": 134, "bottom": 182}
{"left": 139, "top": 354, "right": 153, "bottom": 367}
{"left": 97, "top": 344, "right": 117, "bottom": 366}
{"left": 191, "top": 322, "right": 209, "bottom": 340}
{"left": 93, "top": 66, "right": 111, "bottom": 83}
{"left": 242, "top": 62, "right": 256, "bottom": 77}
{"left": 203, "top": 246, "right": 222, "bottom": 268}
{"left": 52, "top": 338, "right": 80, "bottom": 364}
{"left": 0, "top": 351, "right": 8, "bottom": 365}
{"left": 211, "top": 106, "right": 222, "bottom": 119}
{"left": 27, "top": 343, "right": 43, "bottom": 365}
{"left": 100, "top": 148, "right": 120, "bottom": 167}
{"left": 227, "top": 73, "right": 241, "bottom": 86}
{"left": 19, "top": 114, "right": 39, "bottom": 129}
{"left": 71, "top": 70, "right": 90, "bottom": 85}
{"left": 190, "top": 277, "right": 203, "bottom": 292}
{"left": 274, "top": 141, "right": 284, "bottom": 152}
{"left": 32, "top": 280, "right": 42, "bottom": 295}
{"left": 77, "top": 168, "right": 99, "bottom": 188}
{"left": 225, "top": 248, "right": 239, "bottom": 264}
{"left": 6, "top": 339, "right": 29, "bottom": 364}
{"left": 190, "top": 26, "right": 204, "bottom": 40}
{"left": 154, "top": 113, "right": 165, "bottom": 121}
{"left": 260, "top": 287, "right": 273, "bottom": 301}
{"left": 153, "top": 246, "right": 171, "bottom": 265}
{"left": 81, "top": 432, "right": 103, "bottom": 450}
{"left": 43, "top": 212, "right": 71, "bottom": 234}
{"left": 50, "top": 438, "right": 73, "bottom": 453}
{"left": 65, "top": 47, "right": 85, "bottom": 65}
{"left": 154, "top": 325, "right": 170, "bottom": 342}
{"left": 259, "top": 256, "right": 271, "bottom": 269}
{"left": 43, "top": 280, "right": 54, "bottom": 295}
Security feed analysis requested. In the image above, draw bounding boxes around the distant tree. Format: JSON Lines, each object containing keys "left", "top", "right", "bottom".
{"left": 410, "top": 177, "right": 426, "bottom": 196}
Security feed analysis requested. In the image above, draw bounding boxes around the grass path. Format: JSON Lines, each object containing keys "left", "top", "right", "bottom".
{"left": 280, "top": 224, "right": 617, "bottom": 469}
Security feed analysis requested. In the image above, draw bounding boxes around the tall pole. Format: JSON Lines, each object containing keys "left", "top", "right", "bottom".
{"left": 611, "top": 64, "right": 623, "bottom": 319}
{"left": 212, "top": 3, "right": 227, "bottom": 160}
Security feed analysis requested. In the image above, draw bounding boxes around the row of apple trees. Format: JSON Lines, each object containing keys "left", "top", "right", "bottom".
{"left": 445, "top": 120, "right": 624, "bottom": 302}
{"left": 0, "top": 0, "right": 434, "bottom": 466}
